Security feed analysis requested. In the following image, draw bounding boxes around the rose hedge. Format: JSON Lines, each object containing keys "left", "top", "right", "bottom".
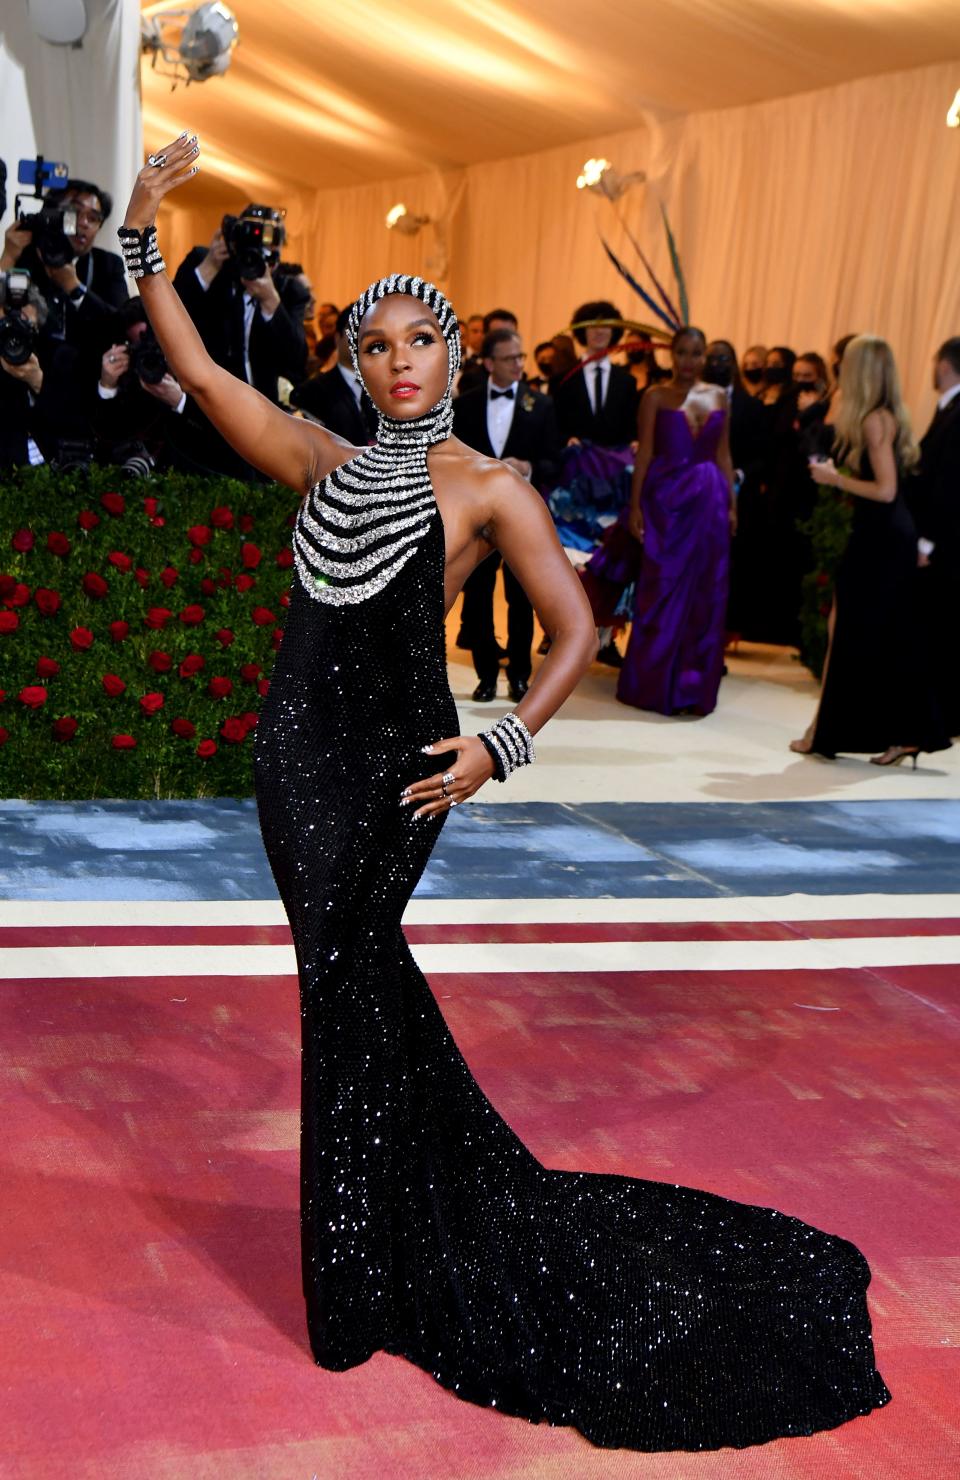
{"left": 797, "top": 486, "right": 854, "bottom": 679}
{"left": 0, "top": 465, "right": 301, "bottom": 798}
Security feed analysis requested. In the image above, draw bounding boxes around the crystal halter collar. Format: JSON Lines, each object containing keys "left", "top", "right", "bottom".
{"left": 292, "top": 274, "right": 460, "bottom": 607}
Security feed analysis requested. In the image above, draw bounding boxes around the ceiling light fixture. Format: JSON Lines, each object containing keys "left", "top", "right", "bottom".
{"left": 385, "top": 203, "right": 431, "bottom": 235}
{"left": 141, "top": 2, "right": 239, "bottom": 87}
{"left": 576, "top": 158, "right": 646, "bottom": 202}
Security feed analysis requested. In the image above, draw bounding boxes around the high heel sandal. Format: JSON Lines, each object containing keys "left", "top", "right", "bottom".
{"left": 869, "top": 746, "right": 920, "bottom": 769}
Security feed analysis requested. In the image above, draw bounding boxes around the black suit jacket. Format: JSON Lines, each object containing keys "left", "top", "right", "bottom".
{"left": 16, "top": 241, "right": 127, "bottom": 365}
{"left": 452, "top": 383, "right": 561, "bottom": 491}
{"left": 173, "top": 247, "right": 306, "bottom": 401}
{"left": 915, "top": 396, "right": 960, "bottom": 560}
{"left": 290, "top": 366, "right": 377, "bottom": 445}
{"left": 551, "top": 361, "right": 639, "bottom": 446}
{"left": 0, "top": 335, "right": 92, "bottom": 468}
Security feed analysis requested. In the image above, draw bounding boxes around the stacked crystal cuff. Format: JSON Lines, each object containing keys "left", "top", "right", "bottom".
{"left": 478, "top": 711, "right": 536, "bottom": 783}
{"left": 117, "top": 225, "right": 165, "bottom": 280}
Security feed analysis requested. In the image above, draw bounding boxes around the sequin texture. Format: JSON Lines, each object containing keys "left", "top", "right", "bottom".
{"left": 253, "top": 276, "right": 891, "bottom": 1451}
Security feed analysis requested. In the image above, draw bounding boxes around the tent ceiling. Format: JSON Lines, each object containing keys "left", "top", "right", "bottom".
{"left": 142, "top": 0, "right": 960, "bottom": 210}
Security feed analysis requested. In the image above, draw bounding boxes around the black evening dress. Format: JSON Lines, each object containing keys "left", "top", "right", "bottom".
{"left": 811, "top": 447, "right": 951, "bottom": 758}
{"left": 252, "top": 274, "right": 891, "bottom": 1452}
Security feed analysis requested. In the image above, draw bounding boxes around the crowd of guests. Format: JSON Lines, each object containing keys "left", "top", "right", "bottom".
{"left": 1, "top": 180, "right": 956, "bottom": 757}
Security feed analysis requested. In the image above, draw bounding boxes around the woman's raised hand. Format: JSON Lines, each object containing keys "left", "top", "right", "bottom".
{"left": 123, "top": 133, "right": 201, "bottom": 230}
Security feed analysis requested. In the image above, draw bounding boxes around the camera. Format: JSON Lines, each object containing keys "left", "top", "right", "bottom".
{"left": 113, "top": 439, "right": 156, "bottom": 478}
{"left": 222, "top": 204, "right": 285, "bottom": 280}
{"left": 0, "top": 269, "right": 39, "bottom": 366}
{"left": 128, "top": 328, "right": 168, "bottom": 386}
{"left": 14, "top": 157, "right": 77, "bottom": 269}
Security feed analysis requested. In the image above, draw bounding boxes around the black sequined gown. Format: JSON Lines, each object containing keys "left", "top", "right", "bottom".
{"left": 253, "top": 429, "right": 890, "bottom": 1455}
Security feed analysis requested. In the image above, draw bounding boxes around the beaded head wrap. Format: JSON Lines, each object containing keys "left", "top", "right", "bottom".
{"left": 292, "top": 274, "right": 460, "bottom": 605}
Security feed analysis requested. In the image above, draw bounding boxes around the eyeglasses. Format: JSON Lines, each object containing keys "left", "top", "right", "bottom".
{"left": 73, "top": 209, "right": 104, "bottom": 228}
{"left": 493, "top": 351, "right": 525, "bottom": 364}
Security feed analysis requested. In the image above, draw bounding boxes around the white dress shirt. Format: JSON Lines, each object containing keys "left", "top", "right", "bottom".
{"left": 337, "top": 362, "right": 363, "bottom": 405}
{"left": 486, "top": 379, "right": 517, "bottom": 457}
{"left": 937, "top": 381, "right": 960, "bottom": 413}
{"left": 585, "top": 355, "right": 611, "bottom": 414}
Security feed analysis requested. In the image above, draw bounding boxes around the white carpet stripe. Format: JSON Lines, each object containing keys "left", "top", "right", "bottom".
{"left": 0, "top": 893, "right": 958, "bottom": 928}
{"left": 2, "top": 934, "right": 958, "bottom": 980}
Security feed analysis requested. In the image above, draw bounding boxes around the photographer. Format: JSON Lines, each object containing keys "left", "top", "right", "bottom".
{"left": 0, "top": 270, "right": 91, "bottom": 468}
{"left": 1, "top": 178, "right": 126, "bottom": 364}
{"left": 171, "top": 206, "right": 306, "bottom": 477}
{"left": 92, "top": 296, "right": 192, "bottom": 470}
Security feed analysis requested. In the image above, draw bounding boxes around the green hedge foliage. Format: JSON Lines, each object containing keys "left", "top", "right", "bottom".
{"left": 0, "top": 465, "right": 300, "bottom": 799}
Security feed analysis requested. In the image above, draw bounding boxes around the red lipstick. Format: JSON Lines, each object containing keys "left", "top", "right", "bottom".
{"left": 390, "top": 380, "right": 420, "bottom": 399}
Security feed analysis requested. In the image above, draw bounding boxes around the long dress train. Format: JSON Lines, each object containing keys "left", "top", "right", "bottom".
{"left": 252, "top": 279, "right": 890, "bottom": 1452}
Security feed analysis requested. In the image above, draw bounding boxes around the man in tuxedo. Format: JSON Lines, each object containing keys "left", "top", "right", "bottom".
{"left": 453, "top": 327, "right": 561, "bottom": 700}
{"left": 551, "top": 299, "right": 638, "bottom": 446}
{"left": 172, "top": 211, "right": 306, "bottom": 477}
{"left": 913, "top": 337, "right": 960, "bottom": 733}
{"left": 0, "top": 179, "right": 126, "bottom": 369}
{"left": 290, "top": 306, "right": 378, "bottom": 444}
{"left": 0, "top": 277, "right": 92, "bottom": 468}
{"left": 457, "top": 307, "right": 518, "bottom": 398}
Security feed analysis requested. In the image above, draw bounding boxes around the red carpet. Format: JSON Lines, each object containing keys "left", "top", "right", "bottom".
{"left": 2, "top": 935, "right": 958, "bottom": 1477}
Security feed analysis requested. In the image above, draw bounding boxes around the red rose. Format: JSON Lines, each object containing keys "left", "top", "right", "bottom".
{"left": 0, "top": 611, "right": 19, "bottom": 634}
{"left": 70, "top": 626, "right": 94, "bottom": 650}
{"left": 34, "top": 587, "right": 61, "bottom": 616}
{"left": 52, "top": 715, "right": 78, "bottom": 742}
{"left": 272, "top": 627, "right": 283, "bottom": 649}
{"left": 188, "top": 548, "right": 203, "bottom": 565}
{"left": 159, "top": 566, "right": 179, "bottom": 588}
{"left": 102, "top": 674, "right": 127, "bottom": 697}
{"left": 196, "top": 739, "right": 217, "bottom": 758}
{"left": 112, "top": 733, "right": 137, "bottom": 749}
{"left": 77, "top": 509, "right": 100, "bottom": 531}
{"left": 0, "top": 728, "right": 8, "bottom": 745}
{"left": 179, "top": 604, "right": 205, "bottom": 626}
{"left": 170, "top": 717, "right": 196, "bottom": 739}
{"left": 144, "top": 607, "right": 173, "bottom": 629}
{"left": 235, "top": 573, "right": 255, "bottom": 592}
{"left": 240, "top": 710, "right": 258, "bottom": 732}
{"left": 82, "top": 571, "right": 109, "bottom": 599}
{"left": 150, "top": 517, "right": 165, "bottom": 528}
{"left": 36, "top": 656, "right": 60, "bottom": 678}
{"left": 238, "top": 514, "right": 254, "bottom": 533}
{"left": 240, "top": 662, "right": 262, "bottom": 682}
{"left": 257, "top": 678, "right": 270, "bottom": 697}
{"left": 143, "top": 497, "right": 159, "bottom": 517}
{"left": 101, "top": 492, "right": 126, "bottom": 516}
{"left": 216, "top": 566, "right": 233, "bottom": 589}
{"left": 214, "top": 627, "right": 235, "bottom": 647}
{"left": 11, "top": 528, "right": 34, "bottom": 552}
{"left": 276, "top": 547, "right": 293, "bottom": 568}
{"left": 0, "top": 575, "right": 14, "bottom": 598}
{"left": 47, "top": 531, "right": 71, "bottom": 556}
{"left": 134, "top": 568, "right": 150, "bottom": 588}
{"left": 178, "top": 653, "right": 205, "bottom": 678}
{"left": 208, "top": 676, "right": 233, "bottom": 699}
{"left": 4, "top": 582, "right": 30, "bottom": 608}
{"left": 211, "top": 506, "right": 234, "bottom": 529}
{"left": 220, "top": 716, "right": 247, "bottom": 744}
{"left": 187, "top": 524, "right": 212, "bottom": 546}
{"left": 251, "top": 605, "right": 275, "bottom": 626}
{"left": 148, "top": 650, "right": 172, "bottom": 673}
{"left": 279, "top": 593, "right": 290, "bottom": 608}
{"left": 816, "top": 572, "right": 829, "bottom": 588}
{"left": 109, "top": 620, "right": 130, "bottom": 641}
{"left": 241, "top": 541, "right": 262, "bottom": 569}
{"left": 139, "top": 692, "right": 165, "bottom": 715}
{"left": 19, "top": 685, "right": 47, "bottom": 708}
{"left": 200, "top": 578, "right": 217, "bottom": 596}
{"left": 107, "top": 550, "right": 132, "bottom": 572}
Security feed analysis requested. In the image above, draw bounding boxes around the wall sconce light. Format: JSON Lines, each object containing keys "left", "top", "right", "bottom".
{"left": 576, "top": 158, "right": 646, "bottom": 201}
{"left": 386, "top": 202, "right": 430, "bottom": 235}
{"left": 948, "top": 89, "right": 960, "bottom": 128}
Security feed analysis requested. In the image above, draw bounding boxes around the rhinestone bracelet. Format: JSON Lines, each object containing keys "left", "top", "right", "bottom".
{"left": 117, "top": 224, "right": 166, "bottom": 280}
{"left": 478, "top": 711, "right": 536, "bottom": 783}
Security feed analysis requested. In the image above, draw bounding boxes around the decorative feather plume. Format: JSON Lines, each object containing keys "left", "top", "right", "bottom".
{"left": 600, "top": 237, "right": 678, "bottom": 332}
{"left": 659, "top": 202, "right": 689, "bottom": 327}
{"left": 613, "top": 211, "right": 682, "bottom": 330}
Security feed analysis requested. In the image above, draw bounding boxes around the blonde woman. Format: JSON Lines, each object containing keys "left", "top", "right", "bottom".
{"left": 791, "top": 335, "right": 950, "bottom": 764}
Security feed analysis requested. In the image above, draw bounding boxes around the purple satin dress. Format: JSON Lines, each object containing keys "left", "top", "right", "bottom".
{"left": 617, "top": 407, "right": 731, "bottom": 716}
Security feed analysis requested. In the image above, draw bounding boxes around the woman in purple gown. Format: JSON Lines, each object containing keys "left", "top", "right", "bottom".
{"left": 614, "top": 327, "right": 735, "bottom": 714}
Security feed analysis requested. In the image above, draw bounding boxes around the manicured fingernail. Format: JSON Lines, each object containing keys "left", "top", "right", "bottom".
{"left": 400, "top": 787, "right": 411, "bottom": 796}
{"left": 179, "top": 130, "right": 188, "bottom": 139}
{"left": 399, "top": 797, "right": 410, "bottom": 807}
{"left": 421, "top": 745, "right": 434, "bottom": 754}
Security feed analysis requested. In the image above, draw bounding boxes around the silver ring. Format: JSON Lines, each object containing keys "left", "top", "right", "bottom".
{"left": 147, "top": 153, "right": 167, "bottom": 168}
{"left": 441, "top": 772, "right": 455, "bottom": 786}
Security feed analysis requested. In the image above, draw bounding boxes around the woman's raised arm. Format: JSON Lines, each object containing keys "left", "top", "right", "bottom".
{"left": 121, "top": 134, "right": 355, "bottom": 493}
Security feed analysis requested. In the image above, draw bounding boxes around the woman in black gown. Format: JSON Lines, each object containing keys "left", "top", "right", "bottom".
{"left": 791, "top": 335, "right": 950, "bottom": 765}
{"left": 121, "top": 137, "right": 891, "bottom": 1452}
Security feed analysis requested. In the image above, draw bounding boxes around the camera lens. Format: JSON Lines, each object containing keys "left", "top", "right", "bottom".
{"left": 0, "top": 312, "right": 37, "bottom": 366}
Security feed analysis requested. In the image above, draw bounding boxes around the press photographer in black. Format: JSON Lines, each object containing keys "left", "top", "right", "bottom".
{"left": 0, "top": 177, "right": 126, "bottom": 364}
{"left": 0, "top": 268, "right": 91, "bottom": 468}
{"left": 92, "top": 295, "right": 205, "bottom": 471}
{"left": 172, "top": 204, "right": 306, "bottom": 478}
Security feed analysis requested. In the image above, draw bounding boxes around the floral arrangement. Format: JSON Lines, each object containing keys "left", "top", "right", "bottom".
{"left": 0, "top": 465, "right": 301, "bottom": 799}
{"left": 797, "top": 485, "right": 854, "bottom": 678}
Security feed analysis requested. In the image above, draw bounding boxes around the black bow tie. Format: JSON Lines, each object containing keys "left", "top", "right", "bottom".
{"left": 490, "top": 387, "right": 515, "bottom": 401}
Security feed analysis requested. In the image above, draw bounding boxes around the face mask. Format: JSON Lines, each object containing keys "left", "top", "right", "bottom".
{"left": 705, "top": 358, "right": 733, "bottom": 387}
{"left": 742, "top": 366, "right": 763, "bottom": 384}
{"left": 765, "top": 366, "right": 788, "bottom": 385}
{"left": 626, "top": 348, "right": 648, "bottom": 365}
